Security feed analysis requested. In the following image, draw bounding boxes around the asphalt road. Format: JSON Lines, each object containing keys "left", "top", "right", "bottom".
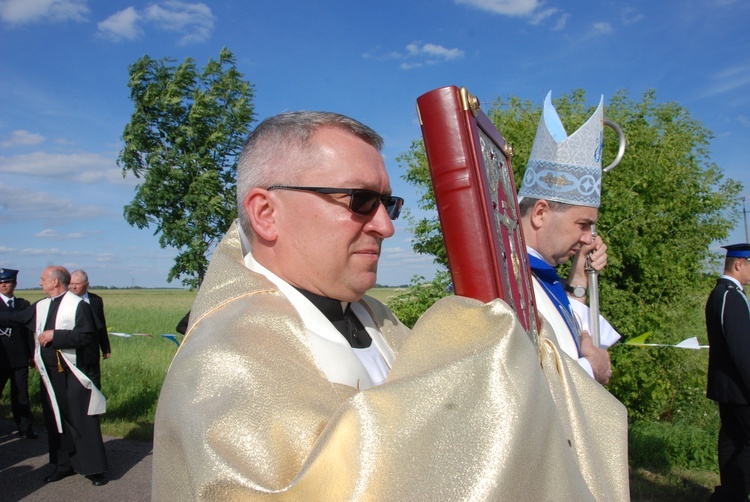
{"left": 0, "top": 420, "right": 152, "bottom": 501}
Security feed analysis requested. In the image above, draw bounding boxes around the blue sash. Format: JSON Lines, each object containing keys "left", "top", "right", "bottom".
{"left": 528, "top": 255, "right": 582, "bottom": 356}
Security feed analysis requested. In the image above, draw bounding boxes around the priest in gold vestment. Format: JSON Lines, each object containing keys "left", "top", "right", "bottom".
{"left": 153, "top": 111, "right": 630, "bottom": 501}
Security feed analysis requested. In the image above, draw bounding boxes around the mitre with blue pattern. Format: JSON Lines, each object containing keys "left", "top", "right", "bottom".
{"left": 518, "top": 91, "right": 604, "bottom": 208}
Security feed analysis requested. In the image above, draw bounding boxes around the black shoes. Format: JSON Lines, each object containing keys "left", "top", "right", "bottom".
{"left": 43, "top": 467, "right": 75, "bottom": 483}
{"left": 85, "top": 473, "right": 109, "bottom": 486}
{"left": 18, "top": 428, "right": 38, "bottom": 439}
{"left": 43, "top": 469, "right": 108, "bottom": 486}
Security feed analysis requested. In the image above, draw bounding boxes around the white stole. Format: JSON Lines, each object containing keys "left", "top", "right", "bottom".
{"left": 532, "top": 277, "right": 595, "bottom": 379}
{"left": 35, "top": 292, "right": 106, "bottom": 433}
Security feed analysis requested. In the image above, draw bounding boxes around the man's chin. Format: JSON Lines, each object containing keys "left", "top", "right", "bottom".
{"left": 355, "top": 276, "right": 378, "bottom": 298}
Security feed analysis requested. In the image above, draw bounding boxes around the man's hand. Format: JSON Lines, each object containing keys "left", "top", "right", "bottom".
{"left": 37, "top": 329, "right": 54, "bottom": 347}
{"left": 103, "top": 352, "right": 111, "bottom": 360}
{"left": 568, "top": 235, "right": 608, "bottom": 291}
{"left": 580, "top": 329, "right": 611, "bottom": 385}
{"left": 584, "top": 235, "right": 607, "bottom": 272}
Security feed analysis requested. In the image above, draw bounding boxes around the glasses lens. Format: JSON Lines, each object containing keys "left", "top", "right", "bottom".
{"left": 386, "top": 197, "right": 403, "bottom": 220}
{"left": 349, "top": 191, "right": 403, "bottom": 220}
{"left": 349, "top": 191, "right": 380, "bottom": 216}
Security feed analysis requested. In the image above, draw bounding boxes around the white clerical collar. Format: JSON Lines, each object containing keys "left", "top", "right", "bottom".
{"left": 526, "top": 246, "right": 554, "bottom": 266}
{"left": 721, "top": 274, "right": 743, "bottom": 290}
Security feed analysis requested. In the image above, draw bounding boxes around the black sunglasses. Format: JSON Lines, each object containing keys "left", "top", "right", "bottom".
{"left": 267, "top": 185, "right": 404, "bottom": 220}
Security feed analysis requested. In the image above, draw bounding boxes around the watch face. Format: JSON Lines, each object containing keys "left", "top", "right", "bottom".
{"left": 573, "top": 286, "right": 586, "bottom": 298}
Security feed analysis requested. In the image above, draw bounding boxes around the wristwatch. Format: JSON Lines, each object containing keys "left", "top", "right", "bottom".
{"left": 565, "top": 284, "right": 587, "bottom": 298}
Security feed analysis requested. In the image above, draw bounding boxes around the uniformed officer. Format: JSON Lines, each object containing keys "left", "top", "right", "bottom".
{"left": 706, "top": 243, "right": 750, "bottom": 501}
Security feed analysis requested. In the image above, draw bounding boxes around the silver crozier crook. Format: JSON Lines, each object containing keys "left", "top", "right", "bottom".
{"left": 586, "top": 118, "right": 626, "bottom": 347}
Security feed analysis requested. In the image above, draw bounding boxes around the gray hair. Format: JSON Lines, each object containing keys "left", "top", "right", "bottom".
{"left": 236, "top": 111, "right": 384, "bottom": 237}
{"left": 71, "top": 269, "right": 89, "bottom": 283}
{"left": 49, "top": 266, "right": 71, "bottom": 287}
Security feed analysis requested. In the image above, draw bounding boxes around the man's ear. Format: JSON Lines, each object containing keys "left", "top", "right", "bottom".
{"left": 734, "top": 259, "right": 745, "bottom": 274}
{"left": 530, "top": 199, "right": 550, "bottom": 229}
{"left": 244, "top": 188, "right": 278, "bottom": 242}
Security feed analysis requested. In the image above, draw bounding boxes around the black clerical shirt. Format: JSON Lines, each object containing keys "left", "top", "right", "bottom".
{"left": 294, "top": 288, "right": 372, "bottom": 349}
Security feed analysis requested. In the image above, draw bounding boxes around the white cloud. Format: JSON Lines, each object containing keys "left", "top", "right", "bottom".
{"left": 1, "top": 130, "right": 45, "bottom": 148}
{"left": 621, "top": 7, "right": 644, "bottom": 25}
{"left": 407, "top": 43, "right": 465, "bottom": 61}
{"left": 0, "top": 183, "right": 108, "bottom": 224}
{"left": 392, "top": 42, "right": 465, "bottom": 70}
{"left": 94, "top": 253, "right": 117, "bottom": 263}
{"left": 455, "top": 0, "right": 570, "bottom": 29}
{"left": 382, "top": 245, "right": 434, "bottom": 263}
{"left": 146, "top": 1, "right": 214, "bottom": 45}
{"left": 703, "top": 64, "right": 750, "bottom": 97}
{"left": 592, "top": 22, "right": 614, "bottom": 34}
{"left": 553, "top": 12, "right": 570, "bottom": 30}
{"left": 529, "top": 7, "right": 558, "bottom": 26}
{"left": 36, "top": 228, "right": 91, "bottom": 240}
{"left": 455, "top": 0, "right": 539, "bottom": 16}
{"left": 0, "top": 0, "right": 89, "bottom": 24}
{"left": 97, "top": 6, "right": 141, "bottom": 42}
{"left": 17, "top": 246, "right": 87, "bottom": 257}
{"left": 98, "top": 1, "right": 213, "bottom": 45}
{"left": 0, "top": 151, "right": 133, "bottom": 185}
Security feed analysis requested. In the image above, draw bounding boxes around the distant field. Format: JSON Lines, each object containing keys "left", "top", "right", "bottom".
{"left": 365, "top": 287, "right": 402, "bottom": 303}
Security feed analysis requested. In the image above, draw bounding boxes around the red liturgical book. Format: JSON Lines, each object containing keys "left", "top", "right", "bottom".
{"left": 417, "top": 85, "right": 539, "bottom": 337}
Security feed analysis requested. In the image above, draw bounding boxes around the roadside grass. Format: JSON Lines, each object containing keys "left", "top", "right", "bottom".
{"left": 629, "top": 467, "right": 718, "bottom": 501}
{"left": 1, "top": 287, "right": 721, "bottom": 498}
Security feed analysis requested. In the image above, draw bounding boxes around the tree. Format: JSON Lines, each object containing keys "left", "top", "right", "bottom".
{"left": 118, "top": 48, "right": 255, "bottom": 288}
{"left": 394, "top": 89, "right": 742, "bottom": 423}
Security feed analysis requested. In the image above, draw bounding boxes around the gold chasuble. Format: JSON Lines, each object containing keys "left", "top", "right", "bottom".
{"left": 153, "top": 223, "right": 629, "bottom": 501}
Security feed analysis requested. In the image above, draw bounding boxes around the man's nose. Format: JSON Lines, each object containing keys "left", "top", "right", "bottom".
{"left": 369, "top": 202, "right": 395, "bottom": 238}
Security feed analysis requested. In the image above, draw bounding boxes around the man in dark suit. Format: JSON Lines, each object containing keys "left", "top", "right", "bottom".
{"left": 69, "top": 270, "right": 111, "bottom": 389}
{"left": 0, "top": 266, "right": 109, "bottom": 486}
{"left": 0, "top": 268, "right": 37, "bottom": 439}
{"left": 707, "top": 243, "right": 750, "bottom": 501}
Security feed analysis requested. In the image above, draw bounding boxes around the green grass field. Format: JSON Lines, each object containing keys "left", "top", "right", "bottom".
{"left": 0, "top": 287, "right": 720, "bottom": 499}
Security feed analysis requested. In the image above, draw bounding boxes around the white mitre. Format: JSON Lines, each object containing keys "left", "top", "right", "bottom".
{"left": 518, "top": 91, "right": 604, "bottom": 208}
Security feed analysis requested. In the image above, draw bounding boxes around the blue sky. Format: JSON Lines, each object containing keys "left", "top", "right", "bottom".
{"left": 1, "top": 0, "right": 749, "bottom": 289}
